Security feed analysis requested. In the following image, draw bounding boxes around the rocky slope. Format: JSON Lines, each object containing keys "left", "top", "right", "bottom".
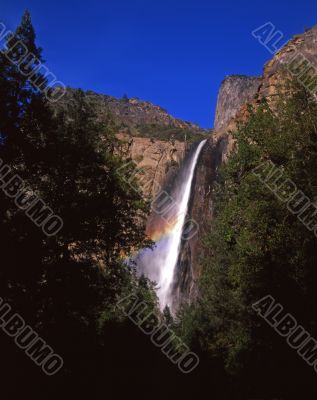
{"left": 57, "top": 88, "right": 210, "bottom": 142}
{"left": 54, "top": 88, "right": 210, "bottom": 199}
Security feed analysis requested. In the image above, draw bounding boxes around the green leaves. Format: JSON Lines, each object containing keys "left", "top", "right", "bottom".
{"left": 177, "top": 81, "right": 317, "bottom": 384}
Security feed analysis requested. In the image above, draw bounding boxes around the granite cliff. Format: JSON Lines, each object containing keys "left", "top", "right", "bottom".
{"left": 218, "top": 24, "right": 317, "bottom": 133}
{"left": 176, "top": 23, "right": 317, "bottom": 305}
{"left": 117, "top": 132, "right": 186, "bottom": 197}
{"left": 214, "top": 75, "right": 261, "bottom": 132}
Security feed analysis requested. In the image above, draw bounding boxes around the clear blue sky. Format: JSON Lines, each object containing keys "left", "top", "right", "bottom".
{"left": 3, "top": 0, "right": 317, "bottom": 127}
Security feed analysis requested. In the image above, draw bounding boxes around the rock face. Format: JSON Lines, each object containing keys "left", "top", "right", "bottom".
{"left": 214, "top": 75, "right": 261, "bottom": 132}
{"left": 260, "top": 25, "right": 317, "bottom": 101}
{"left": 117, "top": 133, "right": 186, "bottom": 198}
{"left": 172, "top": 135, "right": 228, "bottom": 306}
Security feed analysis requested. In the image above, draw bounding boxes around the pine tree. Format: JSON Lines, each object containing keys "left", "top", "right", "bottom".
{"left": 163, "top": 305, "right": 173, "bottom": 326}
{"left": 0, "top": 14, "right": 158, "bottom": 399}
{"left": 0, "top": 10, "right": 49, "bottom": 161}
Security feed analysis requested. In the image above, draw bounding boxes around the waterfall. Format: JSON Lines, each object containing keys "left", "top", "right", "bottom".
{"left": 136, "top": 139, "right": 207, "bottom": 312}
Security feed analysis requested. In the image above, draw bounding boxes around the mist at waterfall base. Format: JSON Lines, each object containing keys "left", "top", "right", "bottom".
{"left": 134, "top": 139, "right": 207, "bottom": 313}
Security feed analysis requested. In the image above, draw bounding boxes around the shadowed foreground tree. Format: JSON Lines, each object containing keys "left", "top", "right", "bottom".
{"left": 0, "top": 11, "right": 169, "bottom": 400}
{"left": 177, "top": 82, "right": 317, "bottom": 398}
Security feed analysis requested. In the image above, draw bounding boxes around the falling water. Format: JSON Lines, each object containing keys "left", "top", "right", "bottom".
{"left": 136, "top": 139, "right": 207, "bottom": 312}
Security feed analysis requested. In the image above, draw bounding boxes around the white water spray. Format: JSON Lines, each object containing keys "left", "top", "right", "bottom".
{"left": 136, "top": 139, "right": 207, "bottom": 312}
